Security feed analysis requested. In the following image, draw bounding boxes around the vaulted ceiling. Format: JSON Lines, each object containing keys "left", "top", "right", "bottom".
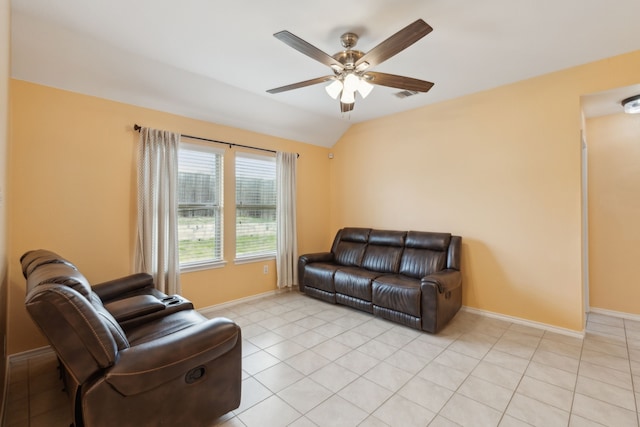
{"left": 11, "top": 0, "right": 640, "bottom": 147}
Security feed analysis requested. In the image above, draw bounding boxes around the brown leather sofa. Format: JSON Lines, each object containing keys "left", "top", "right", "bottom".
{"left": 22, "top": 250, "right": 241, "bottom": 427}
{"left": 298, "top": 228, "right": 462, "bottom": 333}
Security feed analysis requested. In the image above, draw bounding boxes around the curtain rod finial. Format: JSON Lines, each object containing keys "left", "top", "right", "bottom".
{"left": 134, "top": 124, "right": 142, "bottom": 132}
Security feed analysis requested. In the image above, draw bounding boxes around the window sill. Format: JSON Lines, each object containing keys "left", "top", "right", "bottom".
{"left": 234, "top": 254, "right": 276, "bottom": 265}
{"left": 180, "top": 260, "right": 227, "bottom": 273}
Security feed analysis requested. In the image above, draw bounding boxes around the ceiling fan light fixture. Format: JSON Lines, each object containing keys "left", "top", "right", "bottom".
{"left": 357, "top": 79, "right": 374, "bottom": 99}
{"left": 343, "top": 73, "right": 360, "bottom": 93}
{"left": 340, "top": 88, "right": 355, "bottom": 104}
{"left": 622, "top": 94, "right": 640, "bottom": 114}
{"left": 325, "top": 79, "right": 343, "bottom": 99}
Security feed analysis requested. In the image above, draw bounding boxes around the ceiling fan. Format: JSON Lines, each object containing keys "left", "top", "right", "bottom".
{"left": 267, "top": 19, "right": 434, "bottom": 113}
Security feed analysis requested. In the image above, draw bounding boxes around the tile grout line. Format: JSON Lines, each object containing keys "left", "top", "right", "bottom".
{"left": 623, "top": 319, "right": 640, "bottom": 427}
{"left": 492, "top": 324, "right": 539, "bottom": 427}
{"left": 565, "top": 325, "right": 586, "bottom": 427}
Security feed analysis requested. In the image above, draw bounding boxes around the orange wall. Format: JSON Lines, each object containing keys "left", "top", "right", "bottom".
{"left": 1, "top": 0, "right": 10, "bottom": 396}
{"left": 330, "top": 50, "right": 640, "bottom": 332}
{"left": 8, "top": 50, "right": 640, "bottom": 354}
{"left": 7, "top": 80, "right": 331, "bottom": 354}
{"left": 587, "top": 113, "right": 640, "bottom": 313}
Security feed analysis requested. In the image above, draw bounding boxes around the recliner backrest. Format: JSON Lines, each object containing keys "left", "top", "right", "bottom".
{"left": 332, "top": 228, "right": 370, "bottom": 267}
{"left": 26, "top": 263, "right": 92, "bottom": 299}
{"left": 25, "top": 262, "right": 129, "bottom": 346}
{"left": 361, "top": 230, "right": 406, "bottom": 273}
{"left": 20, "top": 249, "right": 78, "bottom": 279}
{"left": 26, "top": 283, "right": 127, "bottom": 384}
{"left": 399, "top": 231, "right": 451, "bottom": 279}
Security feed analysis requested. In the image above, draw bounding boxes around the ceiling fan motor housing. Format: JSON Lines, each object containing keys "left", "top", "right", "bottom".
{"left": 332, "top": 50, "right": 365, "bottom": 70}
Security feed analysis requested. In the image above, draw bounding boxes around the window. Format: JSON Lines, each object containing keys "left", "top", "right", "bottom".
{"left": 235, "top": 152, "right": 276, "bottom": 260}
{"left": 177, "top": 143, "right": 224, "bottom": 268}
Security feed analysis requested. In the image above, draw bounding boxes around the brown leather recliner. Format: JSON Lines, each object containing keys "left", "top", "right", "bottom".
{"left": 21, "top": 249, "right": 195, "bottom": 329}
{"left": 22, "top": 250, "right": 242, "bottom": 427}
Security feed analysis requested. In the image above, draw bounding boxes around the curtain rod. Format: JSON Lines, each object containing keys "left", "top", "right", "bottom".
{"left": 134, "top": 124, "right": 298, "bottom": 157}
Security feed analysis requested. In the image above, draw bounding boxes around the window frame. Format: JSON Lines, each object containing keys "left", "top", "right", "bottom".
{"left": 234, "top": 151, "right": 277, "bottom": 263}
{"left": 177, "top": 142, "right": 226, "bottom": 272}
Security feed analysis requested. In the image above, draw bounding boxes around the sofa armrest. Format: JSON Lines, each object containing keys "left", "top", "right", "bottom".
{"left": 105, "top": 317, "right": 240, "bottom": 396}
{"left": 421, "top": 269, "right": 461, "bottom": 294}
{"left": 420, "top": 269, "right": 462, "bottom": 333}
{"left": 299, "top": 252, "right": 334, "bottom": 264}
{"left": 298, "top": 252, "right": 334, "bottom": 291}
{"left": 93, "top": 273, "right": 155, "bottom": 301}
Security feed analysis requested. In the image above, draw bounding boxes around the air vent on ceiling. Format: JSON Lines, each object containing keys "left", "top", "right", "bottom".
{"left": 395, "top": 90, "right": 420, "bottom": 99}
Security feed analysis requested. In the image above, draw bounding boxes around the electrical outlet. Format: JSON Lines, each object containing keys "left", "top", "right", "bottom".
{"left": 263, "top": 265, "right": 268, "bottom": 274}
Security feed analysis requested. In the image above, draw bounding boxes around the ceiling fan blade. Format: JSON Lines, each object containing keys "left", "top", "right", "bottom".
{"left": 340, "top": 102, "right": 354, "bottom": 113}
{"left": 266, "top": 76, "right": 335, "bottom": 94}
{"left": 356, "top": 19, "right": 433, "bottom": 69}
{"left": 364, "top": 71, "right": 434, "bottom": 92}
{"left": 274, "top": 31, "right": 344, "bottom": 71}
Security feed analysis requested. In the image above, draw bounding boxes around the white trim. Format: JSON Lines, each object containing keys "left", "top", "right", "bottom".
{"left": 234, "top": 254, "right": 276, "bottom": 265}
{"left": 461, "top": 306, "right": 585, "bottom": 339}
{"left": 197, "top": 288, "right": 286, "bottom": 317}
{"left": 7, "top": 345, "right": 54, "bottom": 363}
{"left": 3, "top": 345, "right": 56, "bottom": 418}
{"left": 179, "top": 140, "right": 225, "bottom": 155}
{"left": 181, "top": 259, "right": 227, "bottom": 273}
{"left": 589, "top": 307, "right": 640, "bottom": 323}
{"left": 235, "top": 151, "right": 276, "bottom": 161}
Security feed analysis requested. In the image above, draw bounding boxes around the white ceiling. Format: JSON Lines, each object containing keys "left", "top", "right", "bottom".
{"left": 10, "top": 0, "right": 640, "bottom": 147}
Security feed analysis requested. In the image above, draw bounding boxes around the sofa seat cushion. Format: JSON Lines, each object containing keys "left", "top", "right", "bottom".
{"left": 303, "top": 263, "right": 340, "bottom": 292}
{"left": 372, "top": 275, "right": 421, "bottom": 318}
{"left": 334, "top": 267, "right": 381, "bottom": 302}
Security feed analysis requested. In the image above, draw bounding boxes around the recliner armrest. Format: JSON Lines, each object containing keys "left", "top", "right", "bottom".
{"left": 93, "top": 273, "right": 155, "bottom": 301}
{"left": 420, "top": 269, "right": 461, "bottom": 294}
{"left": 104, "top": 317, "right": 240, "bottom": 396}
{"left": 104, "top": 294, "right": 166, "bottom": 322}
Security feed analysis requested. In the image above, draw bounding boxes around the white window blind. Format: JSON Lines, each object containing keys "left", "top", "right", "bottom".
{"left": 178, "top": 144, "right": 223, "bottom": 266}
{"left": 235, "top": 152, "right": 276, "bottom": 259}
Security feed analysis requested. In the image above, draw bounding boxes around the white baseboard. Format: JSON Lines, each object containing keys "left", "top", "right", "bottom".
{"left": 197, "top": 291, "right": 588, "bottom": 339}
{"left": 198, "top": 288, "right": 291, "bottom": 317}
{"left": 461, "top": 306, "right": 585, "bottom": 339}
{"left": 589, "top": 307, "right": 640, "bottom": 323}
{"left": 2, "top": 345, "right": 55, "bottom": 422}
{"left": 7, "top": 345, "right": 54, "bottom": 363}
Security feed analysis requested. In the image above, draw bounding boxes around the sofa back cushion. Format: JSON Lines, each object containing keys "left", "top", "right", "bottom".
{"left": 333, "top": 228, "right": 370, "bottom": 267}
{"left": 399, "top": 231, "right": 451, "bottom": 278}
{"left": 362, "top": 230, "right": 406, "bottom": 273}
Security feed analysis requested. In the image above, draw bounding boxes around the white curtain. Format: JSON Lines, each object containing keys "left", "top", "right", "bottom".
{"left": 276, "top": 152, "right": 298, "bottom": 289}
{"left": 134, "top": 127, "right": 181, "bottom": 295}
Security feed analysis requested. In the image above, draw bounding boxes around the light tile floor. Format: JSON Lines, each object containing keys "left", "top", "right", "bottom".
{"left": 3, "top": 290, "right": 640, "bottom": 426}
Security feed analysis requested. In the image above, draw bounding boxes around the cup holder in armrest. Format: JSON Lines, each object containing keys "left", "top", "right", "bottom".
{"left": 161, "top": 295, "right": 185, "bottom": 306}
